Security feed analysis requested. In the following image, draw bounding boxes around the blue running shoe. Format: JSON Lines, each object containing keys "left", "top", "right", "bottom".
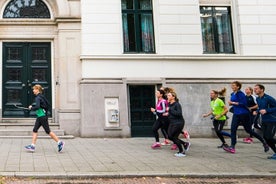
{"left": 267, "top": 153, "right": 276, "bottom": 160}
{"left": 58, "top": 141, "right": 64, "bottom": 152}
{"left": 25, "top": 144, "right": 35, "bottom": 152}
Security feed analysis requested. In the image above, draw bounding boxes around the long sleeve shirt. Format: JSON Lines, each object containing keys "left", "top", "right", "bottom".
{"left": 256, "top": 93, "right": 276, "bottom": 123}
{"left": 230, "top": 90, "right": 249, "bottom": 115}
{"left": 168, "top": 101, "right": 184, "bottom": 124}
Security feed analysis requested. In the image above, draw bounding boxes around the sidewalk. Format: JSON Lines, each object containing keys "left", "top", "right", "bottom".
{"left": 0, "top": 137, "right": 275, "bottom": 178}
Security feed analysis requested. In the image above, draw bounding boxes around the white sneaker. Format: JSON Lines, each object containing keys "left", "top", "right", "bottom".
{"left": 174, "top": 152, "right": 186, "bottom": 157}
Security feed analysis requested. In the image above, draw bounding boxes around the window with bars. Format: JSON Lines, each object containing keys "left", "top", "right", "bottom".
{"left": 200, "top": 6, "right": 234, "bottom": 54}
{"left": 3, "top": 0, "right": 50, "bottom": 18}
{"left": 122, "top": 0, "right": 155, "bottom": 53}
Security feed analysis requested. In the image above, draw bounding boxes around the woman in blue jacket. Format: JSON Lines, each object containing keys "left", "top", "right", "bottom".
{"left": 223, "top": 81, "right": 268, "bottom": 154}
{"left": 254, "top": 84, "right": 276, "bottom": 160}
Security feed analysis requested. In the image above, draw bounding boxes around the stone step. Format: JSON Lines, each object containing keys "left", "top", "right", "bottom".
{"left": 0, "top": 129, "right": 65, "bottom": 136}
{"left": 0, "top": 135, "right": 74, "bottom": 139}
{"left": 0, "top": 123, "right": 59, "bottom": 130}
{"left": 0, "top": 121, "right": 74, "bottom": 139}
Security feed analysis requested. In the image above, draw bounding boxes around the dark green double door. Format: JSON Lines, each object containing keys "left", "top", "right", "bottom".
{"left": 2, "top": 42, "right": 52, "bottom": 117}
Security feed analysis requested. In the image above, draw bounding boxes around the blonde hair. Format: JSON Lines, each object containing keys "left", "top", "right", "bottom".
{"left": 212, "top": 87, "right": 226, "bottom": 97}
{"left": 246, "top": 86, "right": 253, "bottom": 94}
{"left": 161, "top": 87, "right": 175, "bottom": 94}
{"left": 169, "top": 91, "right": 179, "bottom": 102}
{"left": 32, "top": 84, "right": 44, "bottom": 94}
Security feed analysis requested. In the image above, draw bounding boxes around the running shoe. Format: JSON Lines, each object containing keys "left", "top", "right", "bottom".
{"left": 161, "top": 140, "right": 171, "bottom": 146}
{"left": 58, "top": 141, "right": 65, "bottom": 152}
{"left": 183, "top": 130, "right": 190, "bottom": 139}
{"left": 174, "top": 152, "right": 186, "bottom": 157}
{"left": 171, "top": 144, "right": 177, "bottom": 150}
{"left": 151, "top": 142, "right": 161, "bottom": 149}
{"left": 243, "top": 137, "right": 253, "bottom": 144}
{"left": 223, "top": 146, "right": 236, "bottom": 154}
{"left": 25, "top": 144, "right": 35, "bottom": 152}
{"left": 217, "top": 143, "right": 229, "bottom": 148}
{"left": 267, "top": 153, "right": 276, "bottom": 160}
{"left": 184, "top": 142, "right": 191, "bottom": 152}
{"left": 263, "top": 143, "right": 269, "bottom": 153}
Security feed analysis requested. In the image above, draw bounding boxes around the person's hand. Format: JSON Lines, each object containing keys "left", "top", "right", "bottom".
{"left": 252, "top": 111, "right": 257, "bottom": 115}
{"left": 28, "top": 105, "right": 32, "bottom": 110}
{"left": 150, "top": 107, "right": 155, "bottom": 112}
{"left": 214, "top": 115, "right": 221, "bottom": 120}
{"left": 163, "top": 112, "right": 169, "bottom": 116}
{"left": 259, "top": 109, "right": 267, "bottom": 115}
{"left": 202, "top": 114, "right": 209, "bottom": 118}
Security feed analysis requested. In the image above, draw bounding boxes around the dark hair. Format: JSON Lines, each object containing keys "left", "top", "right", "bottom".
{"left": 255, "top": 84, "right": 265, "bottom": 91}
{"left": 231, "top": 81, "right": 242, "bottom": 90}
{"left": 212, "top": 87, "right": 226, "bottom": 97}
{"left": 157, "top": 89, "right": 165, "bottom": 97}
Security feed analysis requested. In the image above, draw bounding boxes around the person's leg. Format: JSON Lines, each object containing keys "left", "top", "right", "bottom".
{"left": 41, "top": 116, "right": 60, "bottom": 142}
{"left": 152, "top": 119, "right": 162, "bottom": 143}
{"left": 224, "top": 114, "right": 239, "bottom": 153}
{"left": 230, "top": 114, "right": 239, "bottom": 148}
{"left": 32, "top": 132, "right": 38, "bottom": 145}
{"left": 25, "top": 118, "right": 42, "bottom": 151}
{"left": 41, "top": 116, "right": 64, "bottom": 152}
{"left": 213, "top": 120, "right": 227, "bottom": 144}
{"left": 31, "top": 118, "right": 42, "bottom": 145}
{"left": 168, "top": 123, "right": 184, "bottom": 153}
{"left": 263, "top": 123, "right": 276, "bottom": 153}
{"left": 161, "top": 118, "right": 169, "bottom": 140}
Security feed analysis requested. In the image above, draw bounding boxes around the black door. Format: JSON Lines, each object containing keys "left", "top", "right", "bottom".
{"left": 2, "top": 42, "right": 52, "bottom": 117}
{"left": 129, "top": 85, "right": 156, "bottom": 137}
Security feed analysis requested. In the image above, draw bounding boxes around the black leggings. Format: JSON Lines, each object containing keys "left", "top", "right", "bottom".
{"left": 152, "top": 118, "right": 169, "bottom": 142}
{"left": 168, "top": 122, "right": 185, "bottom": 153}
{"left": 262, "top": 123, "right": 276, "bottom": 153}
{"left": 213, "top": 120, "right": 228, "bottom": 144}
{"left": 33, "top": 116, "right": 51, "bottom": 134}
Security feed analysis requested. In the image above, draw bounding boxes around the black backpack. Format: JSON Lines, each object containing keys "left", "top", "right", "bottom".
{"left": 39, "top": 95, "right": 50, "bottom": 112}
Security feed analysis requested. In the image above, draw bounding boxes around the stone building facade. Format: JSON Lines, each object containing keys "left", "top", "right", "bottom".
{"left": 0, "top": 0, "right": 276, "bottom": 138}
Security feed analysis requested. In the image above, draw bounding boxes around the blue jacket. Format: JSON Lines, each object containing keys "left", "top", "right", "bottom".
{"left": 230, "top": 90, "right": 249, "bottom": 115}
{"left": 256, "top": 94, "right": 276, "bottom": 123}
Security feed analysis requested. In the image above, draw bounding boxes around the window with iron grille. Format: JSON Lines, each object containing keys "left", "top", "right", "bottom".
{"left": 3, "top": 0, "right": 50, "bottom": 18}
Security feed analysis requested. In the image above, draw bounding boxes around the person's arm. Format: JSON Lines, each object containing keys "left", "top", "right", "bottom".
{"left": 265, "top": 96, "right": 276, "bottom": 114}
{"left": 203, "top": 110, "right": 212, "bottom": 118}
{"left": 156, "top": 101, "right": 166, "bottom": 114}
{"left": 30, "top": 96, "right": 41, "bottom": 111}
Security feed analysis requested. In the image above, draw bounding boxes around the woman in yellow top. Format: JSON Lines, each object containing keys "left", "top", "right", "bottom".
{"left": 203, "top": 87, "right": 230, "bottom": 148}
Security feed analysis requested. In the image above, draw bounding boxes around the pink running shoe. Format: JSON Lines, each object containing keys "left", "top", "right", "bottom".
{"left": 151, "top": 142, "right": 161, "bottom": 149}
{"left": 183, "top": 131, "right": 190, "bottom": 140}
{"left": 223, "top": 146, "right": 236, "bottom": 154}
{"left": 171, "top": 144, "right": 177, "bottom": 150}
{"left": 243, "top": 137, "right": 253, "bottom": 144}
{"left": 161, "top": 140, "right": 171, "bottom": 146}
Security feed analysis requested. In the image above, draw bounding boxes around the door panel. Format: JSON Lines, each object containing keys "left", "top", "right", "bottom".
{"left": 129, "top": 85, "right": 156, "bottom": 137}
{"left": 2, "top": 42, "right": 51, "bottom": 117}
